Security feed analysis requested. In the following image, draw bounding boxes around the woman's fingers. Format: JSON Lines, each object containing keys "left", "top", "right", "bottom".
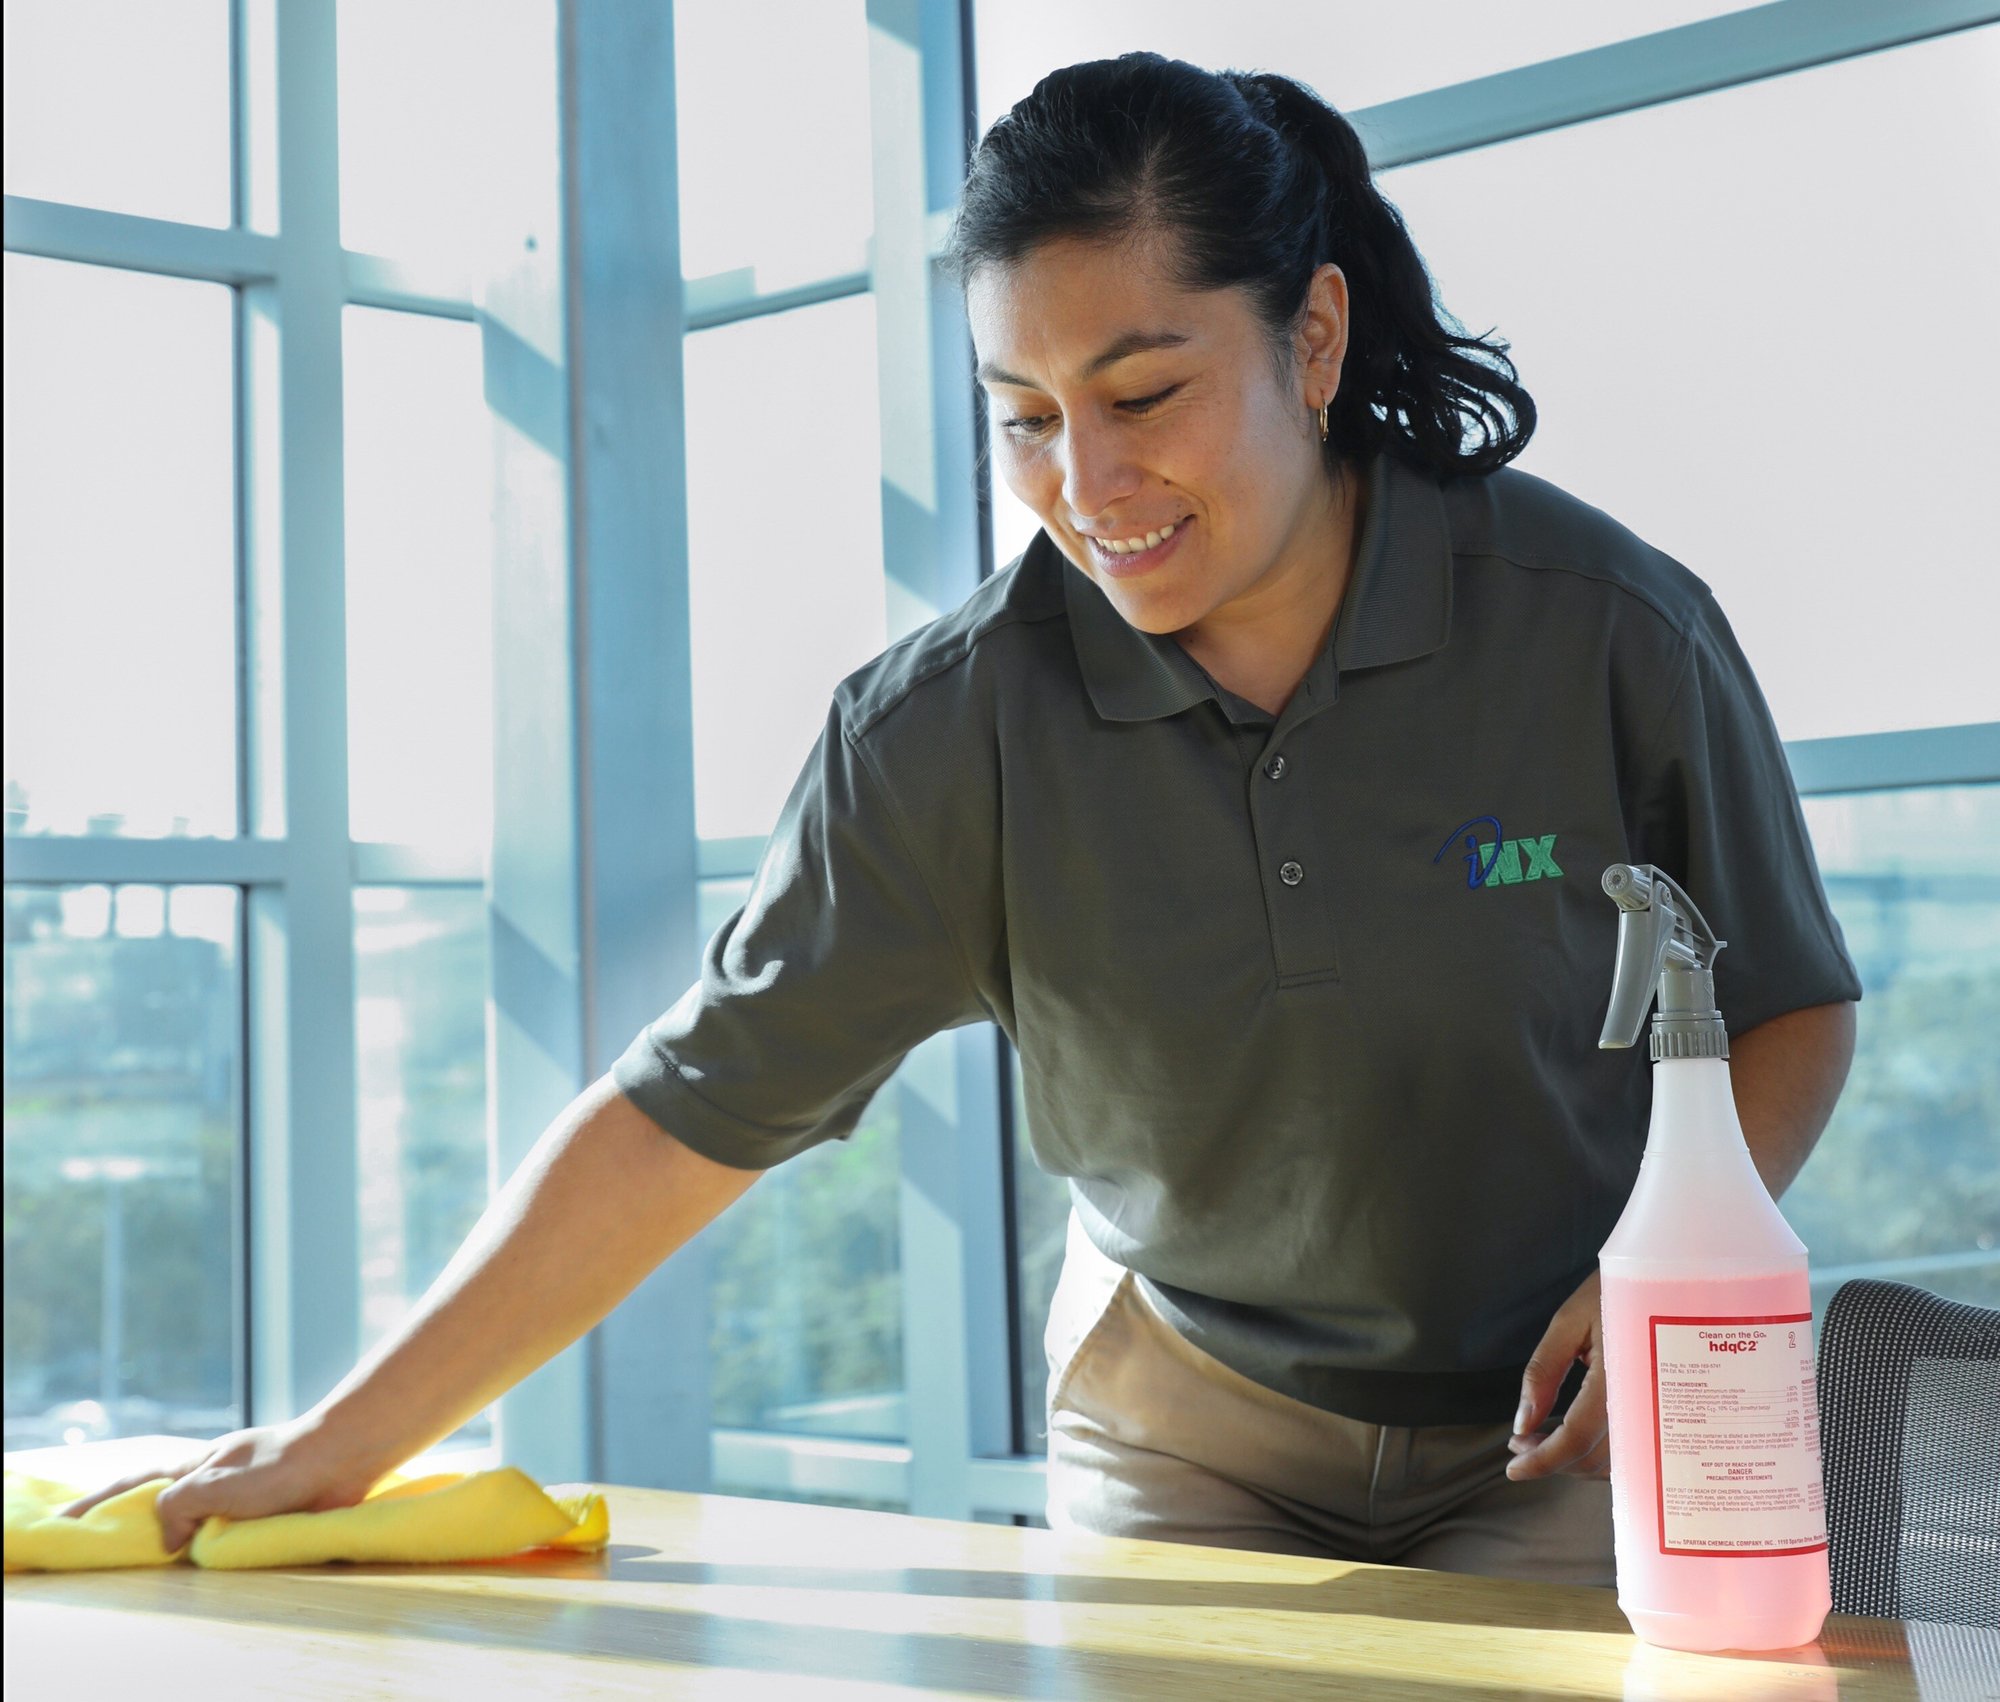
{"left": 147, "top": 1436, "right": 279, "bottom": 1552}
{"left": 152, "top": 1470, "right": 233, "bottom": 1555}
{"left": 1512, "top": 1269, "right": 1602, "bottom": 1448}
{"left": 152, "top": 1429, "right": 373, "bottom": 1554}
{"left": 1505, "top": 1432, "right": 1612, "bottom": 1479}
{"left": 47, "top": 1423, "right": 376, "bottom": 1556}
{"left": 55, "top": 1430, "right": 263, "bottom": 1548}
{"left": 57, "top": 1459, "right": 202, "bottom": 1523}
{"left": 1507, "top": 1357, "right": 1609, "bottom": 1481}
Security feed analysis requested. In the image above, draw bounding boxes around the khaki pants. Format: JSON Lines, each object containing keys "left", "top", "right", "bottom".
{"left": 1044, "top": 1211, "right": 1616, "bottom": 1588}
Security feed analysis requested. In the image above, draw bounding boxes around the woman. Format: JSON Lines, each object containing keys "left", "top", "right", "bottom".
{"left": 63, "top": 54, "right": 1859, "bottom": 1586}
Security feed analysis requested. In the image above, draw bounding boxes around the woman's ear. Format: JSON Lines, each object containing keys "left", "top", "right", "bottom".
{"left": 1295, "top": 262, "right": 1351, "bottom": 408}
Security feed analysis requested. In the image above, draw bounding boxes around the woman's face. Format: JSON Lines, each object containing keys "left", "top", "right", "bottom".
{"left": 965, "top": 226, "right": 1348, "bottom": 637}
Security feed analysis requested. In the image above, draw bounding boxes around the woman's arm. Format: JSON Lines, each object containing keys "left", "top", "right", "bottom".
{"left": 62, "top": 1074, "right": 761, "bottom": 1551}
{"left": 1729, "top": 999, "right": 1858, "bottom": 1199}
{"left": 304, "top": 1071, "right": 762, "bottom": 1477}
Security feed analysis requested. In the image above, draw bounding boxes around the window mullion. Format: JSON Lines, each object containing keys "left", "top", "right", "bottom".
{"left": 867, "top": 0, "right": 1009, "bottom": 1521}
{"left": 245, "top": 0, "right": 357, "bottom": 1428}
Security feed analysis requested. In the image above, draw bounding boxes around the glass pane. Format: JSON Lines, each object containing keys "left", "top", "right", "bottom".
{"left": 673, "top": 0, "right": 873, "bottom": 288}
{"left": 3, "top": 0, "right": 231, "bottom": 226}
{"left": 1790, "top": 785, "right": 2000, "bottom": 1327}
{"left": 343, "top": 307, "right": 494, "bottom": 854}
{"left": 974, "top": 0, "right": 1757, "bottom": 134}
{"left": 3, "top": 884, "right": 242, "bottom": 1447}
{"left": 685, "top": 296, "right": 888, "bottom": 842}
{"left": 699, "top": 879, "right": 906, "bottom": 1444}
{"left": 2, "top": 256, "right": 238, "bottom": 839}
{"left": 354, "top": 885, "right": 493, "bottom": 1449}
{"left": 1010, "top": 1042, "right": 1072, "bottom": 1453}
{"left": 1375, "top": 27, "right": 2000, "bottom": 741}
{"left": 336, "top": 0, "right": 556, "bottom": 271}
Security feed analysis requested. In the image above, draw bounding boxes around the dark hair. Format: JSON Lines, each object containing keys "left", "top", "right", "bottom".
{"left": 944, "top": 52, "right": 1534, "bottom": 482}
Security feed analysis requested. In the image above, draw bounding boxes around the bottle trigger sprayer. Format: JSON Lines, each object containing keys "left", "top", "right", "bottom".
{"left": 1595, "top": 863, "right": 1830, "bottom": 1653}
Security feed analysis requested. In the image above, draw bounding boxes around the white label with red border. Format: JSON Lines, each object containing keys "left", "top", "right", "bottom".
{"left": 1649, "top": 1313, "right": 1827, "bottom": 1556}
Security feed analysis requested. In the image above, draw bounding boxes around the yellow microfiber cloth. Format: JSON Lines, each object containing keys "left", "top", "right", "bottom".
{"left": 4, "top": 1464, "right": 608, "bottom": 1574}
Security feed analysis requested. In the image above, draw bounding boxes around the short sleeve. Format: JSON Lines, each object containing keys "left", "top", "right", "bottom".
{"left": 1628, "top": 589, "right": 1862, "bottom": 1036}
{"left": 610, "top": 697, "right": 990, "bottom": 1169}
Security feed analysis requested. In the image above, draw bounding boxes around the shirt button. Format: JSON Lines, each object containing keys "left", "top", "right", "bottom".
{"left": 1265, "top": 755, "right": 1288, "bottom": 780}
{"left": 1279, "top": 860, "right": 1305, "bottom": 886}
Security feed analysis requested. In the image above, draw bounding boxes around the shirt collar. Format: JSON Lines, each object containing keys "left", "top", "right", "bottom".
{"left": 1060, "top": 446, "right": 1455, "bottom": 725}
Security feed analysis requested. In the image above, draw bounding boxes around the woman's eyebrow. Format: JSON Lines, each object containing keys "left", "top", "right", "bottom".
{"left": 976, "top": 328, "right": 1193, "bottom": 390}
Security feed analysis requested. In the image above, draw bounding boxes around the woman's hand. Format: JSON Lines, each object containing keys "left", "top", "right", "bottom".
{"left": 1505, "top": 1268, "right": 1611, "bottom": 1481}
{"left": 55, "top": 1418, "right": 383, "bottom": 1555}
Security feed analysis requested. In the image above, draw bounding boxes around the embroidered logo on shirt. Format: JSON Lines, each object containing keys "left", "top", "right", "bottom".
{"left": 1432, "top": 817, "right": 1565, "bottom": 890}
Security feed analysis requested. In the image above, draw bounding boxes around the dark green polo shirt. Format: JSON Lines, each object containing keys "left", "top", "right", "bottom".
{"left": 611, "top": 444, "right": 1862, "bottom": 1427}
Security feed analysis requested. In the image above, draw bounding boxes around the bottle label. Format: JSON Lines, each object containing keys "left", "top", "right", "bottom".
{"left": 1649, "top": 1313, "right": 1827, "bottom": 1556}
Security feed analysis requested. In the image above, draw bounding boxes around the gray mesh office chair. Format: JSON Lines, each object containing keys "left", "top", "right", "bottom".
{"left": 1818, "top": 1277, "right": 2000, "bottom": 1629}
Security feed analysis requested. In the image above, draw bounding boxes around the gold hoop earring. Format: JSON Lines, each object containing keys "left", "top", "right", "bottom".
{"left": 1317, "top": 402, "right": 1329, "bottom": 444}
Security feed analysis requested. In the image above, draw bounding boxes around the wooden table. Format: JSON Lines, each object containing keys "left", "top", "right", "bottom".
{"left": 7, "top": 1470, "right": 1992, "bottom": 1698}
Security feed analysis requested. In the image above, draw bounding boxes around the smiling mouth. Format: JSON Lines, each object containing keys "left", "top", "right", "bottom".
{"left": 1085, "top": 517, "right": 1191, "bottom": 564}
{"left": 1088, "top": 518, "right": 1186, "bottom": 555}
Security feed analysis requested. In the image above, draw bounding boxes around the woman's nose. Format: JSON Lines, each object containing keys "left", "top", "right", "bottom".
{"left": 1059, "top": 423, "right": 1142, "bottom": 522}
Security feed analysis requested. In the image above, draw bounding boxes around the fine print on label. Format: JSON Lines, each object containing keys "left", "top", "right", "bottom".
{"left": 1649, "top": 1313, "right": 1827, "bottom": 1557}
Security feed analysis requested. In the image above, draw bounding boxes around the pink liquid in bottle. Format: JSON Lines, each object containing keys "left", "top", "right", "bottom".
{"left": 1599, "top": 1055, "right": 1831, "bottom": 1653}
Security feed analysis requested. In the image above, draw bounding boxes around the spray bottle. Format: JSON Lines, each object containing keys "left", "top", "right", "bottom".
{"left": 1595, "top": 863, "right": 1830, "bottom": 1653}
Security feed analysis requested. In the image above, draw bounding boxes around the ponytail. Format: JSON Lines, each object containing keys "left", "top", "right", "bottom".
{"left": 946, "top": 53, "right": 1535, "bottom": 481}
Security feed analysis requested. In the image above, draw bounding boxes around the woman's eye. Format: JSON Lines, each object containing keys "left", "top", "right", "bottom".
{"left": 1000, "top": 386, "right": 1178, "bottom": 438}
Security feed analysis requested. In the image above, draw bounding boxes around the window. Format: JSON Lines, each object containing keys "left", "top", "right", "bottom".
{"left": 1791, "top": 785, "right": 2000, "bottom": 1320}
{"left": 8, "top": 0, "right": 1989, "bottom": 1529}
{"left": 354, "top": 886, "right": 493, "bottom": 1447}
{"left": 973, "top": 0, "right": 1767, "bottom": 134}
{"left": 684, "top": 294, "right": 888, "bottom": 843}
{"left": 343, "top": 307, "right": 495, "bottom": 855}
{"left": 3, "top": 257, "right": 237, "bottom": 840}
{"left": 671, "top": 1, "right": 919, "bottom": 1494}
{"left": 336, "top": 0, "right": 556, "bottom": 271}
{"left": 672, "top": 0, "right": 874, "bottom": 290}
{"left": 3, "top": 0, "right": 231, "bottom": 227}
{"left": 1374, "top": 25, "right": 2000, "bottom": 742}
{"left": 5, "top": 2, "right": 508, "bottom": 1460}
{"left": 4, "top": 885, "right": 242, "bottom": 1447}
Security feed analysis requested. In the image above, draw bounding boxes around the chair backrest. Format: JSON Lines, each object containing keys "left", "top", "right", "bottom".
{"left": 1818, "top": 1277, "right": 2000, "bottom": 1628}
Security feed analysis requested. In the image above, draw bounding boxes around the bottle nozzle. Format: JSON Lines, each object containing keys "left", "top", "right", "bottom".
{"left": 1599, "top": 863, "right": 1729, "bottom": 1060}
{"left": 1602, "top": 864, "right": 1650, "bottom": 912}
